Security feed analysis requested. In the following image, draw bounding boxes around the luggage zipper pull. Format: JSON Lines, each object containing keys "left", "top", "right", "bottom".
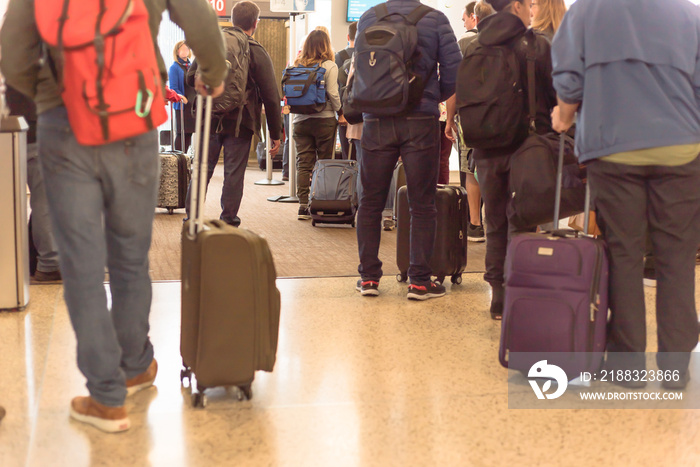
{"left": 459, "top": 230, "right": 463, "bottom": 240}
{"left": 589, "top": 301, "right": 598, "bottom": 322}
{"left": 369, "top": 52, "right": 376, "bottom": 67}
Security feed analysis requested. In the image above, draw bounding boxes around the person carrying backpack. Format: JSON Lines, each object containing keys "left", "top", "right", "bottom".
{"left": 185, "top": 1, "right": 282, "bottom": 227}
{"left": 286, "top": 30, "right": 342, "bottom": 220}
{"left": 352, "top": 0, "right": 461, "bottom": 300}
{"left": 335, "top": 21, "right": 357, "bottom": 160}
{"left": 0, "top": 0, "right": 227, "bottom": 433}
{"left": 446, "top": 0, "right": 556, "bottom": 319}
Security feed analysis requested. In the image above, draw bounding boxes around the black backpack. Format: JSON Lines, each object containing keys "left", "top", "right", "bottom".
{"left": 456, "top": 30, "right": 537, "bottom": 150}
{"left": 348, "top": 3, "right": 433, "bottom": 116}
{"left": 212, "top": 27, "right": 251, "bottom": 131}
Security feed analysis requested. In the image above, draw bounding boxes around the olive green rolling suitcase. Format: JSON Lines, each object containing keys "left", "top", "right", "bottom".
{"left": 180, "top": 96, "right": 281, "bottom": 408}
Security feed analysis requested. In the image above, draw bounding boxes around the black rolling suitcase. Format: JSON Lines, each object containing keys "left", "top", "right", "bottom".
{"left": 396, "top": 185, "right": 468, "bottom": 285}
{"left": 308, "top": 157, "right": 359, "bottom": 227}
{"left": 180, "top": 95, "right": 281, "bottom": 408}
{"left": 158, "top": 103, "right": 191, "bottom": 214}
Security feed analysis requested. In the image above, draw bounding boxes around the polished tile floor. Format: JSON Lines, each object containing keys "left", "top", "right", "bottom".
{"left": 1, "top": 273, "right": 700, "bottom": 467}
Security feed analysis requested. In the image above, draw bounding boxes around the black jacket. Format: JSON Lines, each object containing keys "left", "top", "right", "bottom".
{"left": 187, "top": 36, "right": 282, "bottom": 141}
{"left": 474, "top": 12, "right": 557, "bottom": 157}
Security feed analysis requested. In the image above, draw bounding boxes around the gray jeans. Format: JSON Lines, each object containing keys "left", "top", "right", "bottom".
{"left": 588, "top": 155, "right": 700, "bottom": 371}
{"left": 38, "top": 106, "right": 157, "bottom": 406}
{"left": 27, "top": 142, "right": 59, "bottom": 272}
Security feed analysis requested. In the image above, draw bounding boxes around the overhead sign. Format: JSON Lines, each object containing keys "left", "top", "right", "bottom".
{"left": 270, "top": 0, "right": 316, "bottom": 13}
{"left": 208, "top": 0, "right": 228, "bottom": 16}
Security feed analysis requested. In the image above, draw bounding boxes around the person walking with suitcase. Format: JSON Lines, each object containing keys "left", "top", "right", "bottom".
{"left": 185, "top": 1, "right": 282, "bottom": 228}
{"left": 1, "top": 0, "right": 227, "bottom": 432}
{"left": 551, "top": 0, "right": 700, "bottom": 388}
{"left": 287, "top": 30, "right": 342, "bottom": 220}
{"left": 352, "top": 0, "right": 461, "bottom": 300}
{"left": 447, "top": 0, "right": 556, "bottom": 318}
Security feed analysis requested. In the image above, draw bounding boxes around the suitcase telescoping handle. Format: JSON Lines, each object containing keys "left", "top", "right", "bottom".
{"left": 553, "top": 132, "right": 591, "bottom": 234}
{"left": 188, "top": 94, "right": 213, "bottom": 238}
{"left": 169, "top": 101, "right": 186, "bottom": 152}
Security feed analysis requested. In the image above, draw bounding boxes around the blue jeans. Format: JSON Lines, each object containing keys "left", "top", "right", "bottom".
{"left": 38, "top": 106, "right": 157, "bottom": 407}
{"left": 357, "top": 115, "right": 440, "bottom": 284}
{"left": 26, "top": 142, "right": 60, "bottom": 272}
{"left": 185, "top": 132, "right": 252, "bottom": 226}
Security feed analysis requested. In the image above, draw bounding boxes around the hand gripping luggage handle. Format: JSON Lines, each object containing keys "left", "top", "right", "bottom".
{"left": 553, "top": 132, "right": 591, "bottom": 235}
{"left": 188, "top": 94, "right": 213, "bottom": 238}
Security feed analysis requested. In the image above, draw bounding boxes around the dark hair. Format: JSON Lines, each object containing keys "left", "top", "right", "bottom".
{"left": 465, "top": 1, "right": 477, "bottom": 16}
{"left": 231, "top": 1, "right": 260, "bottom": 31}
{"left": 348, "top": 21, "right": 358, "bottom": 41}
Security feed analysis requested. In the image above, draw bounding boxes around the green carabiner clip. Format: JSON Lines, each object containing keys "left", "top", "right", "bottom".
{"left": 135, "top": 89, "right": 154, "bottom": 118}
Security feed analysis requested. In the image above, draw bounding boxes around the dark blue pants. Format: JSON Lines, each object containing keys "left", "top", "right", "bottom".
{"left": 357, "top": 115, "right": 440, "bottom": 284}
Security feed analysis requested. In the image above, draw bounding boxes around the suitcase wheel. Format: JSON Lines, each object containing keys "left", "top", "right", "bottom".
{"left": 191, "top": 392, "right": 207, "bottom": 408}
{"left": 237, "top": 384, "right": 253, "bottom": 401}
{"left": 451, "top": 274, "right": 463, "bottom": 285}
{"left": 351, "top": 220, "right": 355, "bottom": 228}
{"left": 396, "top": 273, "right": 408, "bottom": 283}
{"left": 168, "top": 208, "right": 175, "bottom": 215}
{"left": 311, "top": 220, "right": 316, "bottom": 227}
{"left": 180, "top": 367, "right": 192, "bottom": 387}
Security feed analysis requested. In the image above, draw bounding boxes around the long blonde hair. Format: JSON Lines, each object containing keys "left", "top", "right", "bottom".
{"left": 532, "top": 0, "right": 566, "bottom": 35}
{"left": 172, "top": 40, "right": 191, "bottom": 62}
{"left": 295, "top": 30, "right": 334, "bottom": 67}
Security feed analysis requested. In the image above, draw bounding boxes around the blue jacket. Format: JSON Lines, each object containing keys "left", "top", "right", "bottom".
{"left": 552, "top": 0, "right": 700, "bottom": 163}
{"left": 357, "top": 0, "right": 462, "bottom": 117}
{"left": 169, "top": 58, "right": 189, "bottom": 111}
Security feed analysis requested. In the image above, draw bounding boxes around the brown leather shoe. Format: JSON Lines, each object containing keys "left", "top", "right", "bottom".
{"left": 69, "top": 396, "right": 130, "bottom": 433}
{"left": 126, "top": 359, "right": 158, "bottom": 396}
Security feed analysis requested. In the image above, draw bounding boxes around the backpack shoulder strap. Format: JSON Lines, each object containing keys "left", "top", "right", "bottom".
{"left": 406, "top": 4, "right": 434, "bottom": 25}
{"left": 373, "top": 3, "right": 390, "bottom": 21}
{"left": 522, "top": 31, "right": 538, "bottom": 133}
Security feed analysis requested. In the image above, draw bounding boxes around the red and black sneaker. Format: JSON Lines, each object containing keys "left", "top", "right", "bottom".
{"left": 407, "top": 281, "right": 446, "bottom": 301}
{"left": 356, "top": 279, "right": 379, "bottom": 296}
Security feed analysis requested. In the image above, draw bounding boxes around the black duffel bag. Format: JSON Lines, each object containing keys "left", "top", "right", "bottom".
{"left": 508, "top": 133, "right": 586, "bottom": 230}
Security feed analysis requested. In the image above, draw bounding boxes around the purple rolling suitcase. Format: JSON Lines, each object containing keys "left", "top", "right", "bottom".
{"left": 499, "top": 134, "right": 608, "bottom": 378}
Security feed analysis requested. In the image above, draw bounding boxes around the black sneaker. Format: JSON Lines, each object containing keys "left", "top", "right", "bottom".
{"left": 467, "top": 223, "right": 485, "bottom": 242}
{"left": 297, "top": 205, "right": 311, "bottom": 220}
{"left": 662, "top": 371, "right": 690, "bottom": 390}
{"left": 407, "top": 281, "right": 446, "bottom": 301}
{"left": 490, "top": 283, "right": 505, "bottom": 320}
{"left": 356, "top": 279, "right": 379, "bottom": 296}
{"left": 643, "top": 268, "right": 656, "bottom": 287}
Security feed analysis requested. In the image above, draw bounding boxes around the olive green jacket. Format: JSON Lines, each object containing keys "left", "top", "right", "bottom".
{"left": 0, "top": 0, "right": 227, "bottom": 114}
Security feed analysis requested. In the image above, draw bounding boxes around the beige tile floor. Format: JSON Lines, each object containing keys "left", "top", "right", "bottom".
{"left": 1, "top": 273, "right": 700, "bottom": 467}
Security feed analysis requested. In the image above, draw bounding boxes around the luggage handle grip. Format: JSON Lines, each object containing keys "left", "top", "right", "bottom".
{"left": 169, "top": 101, "right": 187, "bottom": 153}
{"left": 553, "top": 132, "right": 591, "bottom": 233}
{"left": 187, "top": 94, "right": 213, "bottom": 239}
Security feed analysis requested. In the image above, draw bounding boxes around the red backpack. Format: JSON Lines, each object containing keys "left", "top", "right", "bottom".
{"left": 35, "top": 0, "right": 167, "bottom": 146}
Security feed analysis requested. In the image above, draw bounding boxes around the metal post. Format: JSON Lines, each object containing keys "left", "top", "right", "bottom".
{"left": 255, "top": 105, "right": 284, "bottom": 186}
{"left": 269, "top": 12, "right": 302, "bottom": 203}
